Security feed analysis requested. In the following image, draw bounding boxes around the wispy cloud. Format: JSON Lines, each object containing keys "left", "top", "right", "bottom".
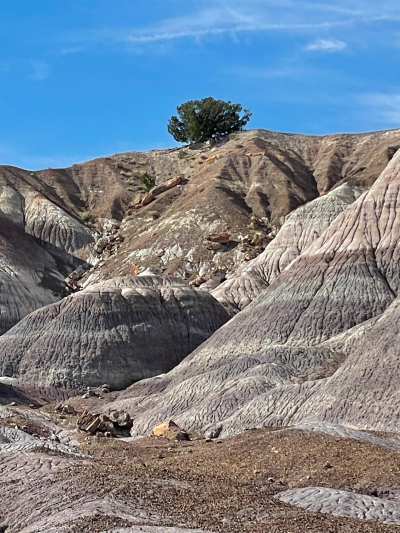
{"left": 361, "top": 92, "right": 400, "bottom": 124}
{"left": 58, "top": 46, "right": 85, "bottom": 56}
{"left": 306, "top": 38, "right": 347, "bottom": 52}
{"left": 30, "top": 60, "right": 49, "bottom": 81}
{"left": 60, "top": 0, "right": 357, "bottom": 48}
{"left": 57, "top": 0, "right": 400, "bottom": 51}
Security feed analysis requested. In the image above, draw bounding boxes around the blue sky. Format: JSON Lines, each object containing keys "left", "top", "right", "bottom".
{"left": 1, "top": 0, "right": 400, "bottom": 169}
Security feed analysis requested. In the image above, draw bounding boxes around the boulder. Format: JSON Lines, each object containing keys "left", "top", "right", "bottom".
{"left": 153, "top": 420, "right": 180, "bottom": 437}
{"left": 207, "top": 232, "right": 230, "bottom": 244}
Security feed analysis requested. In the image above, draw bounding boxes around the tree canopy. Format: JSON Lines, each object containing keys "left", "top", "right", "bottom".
{"left": 167, "top": 97, "right": 252, "bottom": 144}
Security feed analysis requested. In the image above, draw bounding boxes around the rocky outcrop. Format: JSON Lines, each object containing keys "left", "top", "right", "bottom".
{"left": 0, "top": 170, "right": 95, "bottom": 334}
{"left": 100, "top": 150, "right": 400, "bottom": 437}
{"left": 0, "top": 276, "right": 229, "bottom": 392}
{"left": 79, "top": 128, "right": 400, "bottom": 286}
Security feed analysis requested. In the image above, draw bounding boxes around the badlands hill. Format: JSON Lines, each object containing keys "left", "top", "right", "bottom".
{"left": 0, "top": 126, "right": 399, "bottom": 396}
{"left": 108, "top": 148, "right": 400, "bottom": 438}
{"left": 2, "top": 128, "right": 400, "bottom": 531}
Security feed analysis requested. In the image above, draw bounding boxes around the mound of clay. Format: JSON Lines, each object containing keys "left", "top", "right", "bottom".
{"left": 0, "top": 276, "right": 229, "bottom": 392}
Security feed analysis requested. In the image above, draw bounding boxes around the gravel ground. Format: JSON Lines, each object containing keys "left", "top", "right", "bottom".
{"left": 55, "top": 426, "right": 400, "bottom": 533}
{"left": 3, "top": 400, "right": 400, "bottom": 533}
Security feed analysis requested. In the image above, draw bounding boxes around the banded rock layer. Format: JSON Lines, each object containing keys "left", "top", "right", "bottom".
{"left": 0, "top": 276, "right": 229, "bottom": 392}
{"left": 0, "top": 168, "right": 95, "bottom": 334}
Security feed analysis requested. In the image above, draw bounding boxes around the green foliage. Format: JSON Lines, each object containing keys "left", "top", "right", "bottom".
{"left": 81, "top": 211, "right": 97, "bottom": 225}
{"left": 167, "top": 97, "right": 252, "bottom": 144}
{"left": 140, "top": 171, "right": 156, "bottom": 191}
{"left": 178, "top": 149, "right": 188, "bottom": 159}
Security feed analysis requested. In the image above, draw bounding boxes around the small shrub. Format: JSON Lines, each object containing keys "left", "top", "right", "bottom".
{"left": 178, "top": 149, "right": 188, "bottom": 159}
{"left": 140, "top": 171, "right": 156, "bottom": 191}
{"left": 81, "top": 211, "right": 96, "bottom": 225}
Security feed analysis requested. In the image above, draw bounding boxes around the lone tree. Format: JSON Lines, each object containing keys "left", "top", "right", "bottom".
{"left": 167, "top": 97, "right": 251, "bottom": 144}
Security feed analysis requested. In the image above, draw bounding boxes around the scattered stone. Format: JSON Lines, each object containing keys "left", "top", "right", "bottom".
{"left": 207, "top": 232, "right": 230, "bottom": 244}
{"left": 77, "top": 413, "right": 101, "bottom": 434}
{"left": 205, "top": 425, "right": 222, "bottom": 439}
{"left": 191, "top": 276, "right": 206, "bottom": 287}
{"left": 244, "top": 250, "right": 257, "bottom": 261}
{"left": 81, "top": 389, "right": 97, "bottom": 399}
{"left": 150, "top": 175, "right": 183, "bottom": 196}
{"left": 94, "top": 236, "right": 110, "bottom": 254}
{"left": 62, "top": 404, "right": 77, "bottom": 416}
{"left": 50, "top": 432, "right": 60, "bottom": 443}
{"left": 109, "top": 410, "right": 133, "bottom": 428}
{"left": 175, "top": 431, "right": 190, "bottom": 441}
{"left": 204, "top": 241, "right": 222, "bottom": 251}
{"left": 246, "top": 151, "right": 265, "bottom": 157}
{"left": 141, "top": 191, "right": 156, "bottom": 206}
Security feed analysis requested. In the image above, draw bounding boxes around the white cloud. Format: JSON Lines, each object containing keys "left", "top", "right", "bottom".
{"left": 61, "top": 1, "right": 355, "bottom": 47}
{"left": 58, "top": 0, "right": 400, "bottom": 52}
{"left": 306, "top": 38, "right": 347, "bottom": 52}
{"left": 361, "top": 92, "right": 400, "bottom": 125}
{"left": 30, "top": 60, "right": 49, "bottom": 81}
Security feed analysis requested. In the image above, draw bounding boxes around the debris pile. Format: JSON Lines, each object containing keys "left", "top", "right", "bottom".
{"left": 65, "top": 263, "right": 91, "bottom": 292}
{"left": 77, "top": 410, "right": 133, "bottom": 438}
